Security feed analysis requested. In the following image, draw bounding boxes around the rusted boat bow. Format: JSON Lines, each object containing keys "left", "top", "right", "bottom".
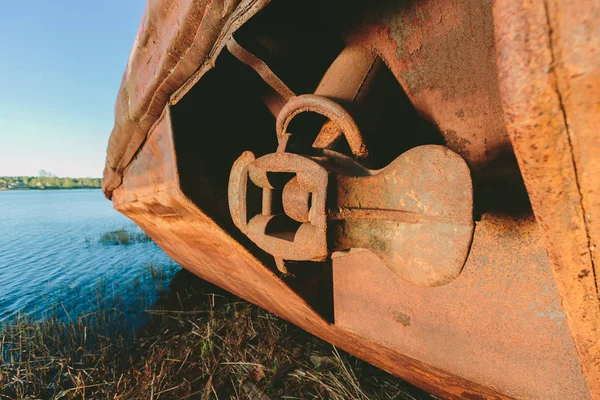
{"left": 103, "top": 1, "right": 600, "bottom": 398}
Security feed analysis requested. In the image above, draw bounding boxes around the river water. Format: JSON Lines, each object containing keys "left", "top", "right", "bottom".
{"left": 0, "top": 189, "right": 177, "bottom": 321}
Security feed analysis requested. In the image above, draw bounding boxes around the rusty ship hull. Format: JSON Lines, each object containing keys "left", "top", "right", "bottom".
{"left": 103, "top": 1, "right": 600, "bottom": 398}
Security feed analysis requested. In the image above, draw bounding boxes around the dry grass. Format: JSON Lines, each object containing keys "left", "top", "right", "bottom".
{"left": 0, "top": 268, "right": 431, "bottom": 400}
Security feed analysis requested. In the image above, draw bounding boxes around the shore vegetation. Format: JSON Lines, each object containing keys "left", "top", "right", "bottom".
{"left": 0, "top": 265, "right": 430, "bottom": 399}
{"left": 98, "top": 229, "right": 152, "bottom": 245}
{"left": 0, "top": 176, "right": 101, "bottom": 190}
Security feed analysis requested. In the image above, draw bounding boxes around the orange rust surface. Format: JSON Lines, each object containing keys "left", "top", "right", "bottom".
{"left": 545, "top": 0, "right": 600, "bottom": 293}
{"left": 104, "top": 0, "right": 599, "bottom": 398}
{"left": 494, "top": 0, "right": 600, "bottom": 395}
{"left": 103, "top": 0, "right": 271, "bottom": 196}
{"left": 333, "top": 217, "right": 587, "bottom": 399}
{"left": 103, "top": 0, "right": 509, "bottom": 193}
{"left": 112, "top": 108, "right": 589, "bottom": 399}
{"left": 340, "top": 0, "right": 509, "bottom": 171}
{"left": 548, "top": 0, "right": 600, "bottom": 293}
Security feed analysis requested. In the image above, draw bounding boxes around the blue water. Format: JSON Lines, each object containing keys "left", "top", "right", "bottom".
{"left": 0, "top": 189, "right": 177, "bottom": 321}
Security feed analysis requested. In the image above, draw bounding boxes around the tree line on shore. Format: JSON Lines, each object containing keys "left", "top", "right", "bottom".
{"left": 0, "top": 176, "right": 101, "bottom": 190}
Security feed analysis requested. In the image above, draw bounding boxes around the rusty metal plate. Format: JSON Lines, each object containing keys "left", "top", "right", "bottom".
{"left": 332, "top": 215, "right": 590, "bottom": 399}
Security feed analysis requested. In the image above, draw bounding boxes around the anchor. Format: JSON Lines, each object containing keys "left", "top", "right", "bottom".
{"left": 228, "top": 91, "right": 473, "bottom": 287}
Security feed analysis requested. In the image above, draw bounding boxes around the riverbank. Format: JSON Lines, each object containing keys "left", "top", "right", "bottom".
{"left": 0, "top": 187, "right": 102, "bottom": 191}
{"left": 0, "top": 176, "right": 101, "bottom": 191}
{"left": 0, "top": 265, "right": 430, "bottom": 399}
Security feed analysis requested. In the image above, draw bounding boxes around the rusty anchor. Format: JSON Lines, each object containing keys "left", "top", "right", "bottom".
{"left": 226, "top": 40, "right": 474, "bottom": 286}
{"left": 228, "top": 90, "right": 474, "bottom": 287}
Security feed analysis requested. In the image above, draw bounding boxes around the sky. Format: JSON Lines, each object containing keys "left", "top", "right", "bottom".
{"left": 0, "top": 1, "right": 146, "bottom": 178}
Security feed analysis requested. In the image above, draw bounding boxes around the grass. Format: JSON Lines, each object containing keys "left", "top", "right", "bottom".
{"left": 98, "top": 228, "right": 152, "bottom": 246}
{"left": 0, "top": 266, "right": 431, "bottom": 400}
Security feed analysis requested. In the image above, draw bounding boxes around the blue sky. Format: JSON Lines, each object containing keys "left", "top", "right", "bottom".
{"left": 0, "top": 1, "right": 146, "bottom": 178}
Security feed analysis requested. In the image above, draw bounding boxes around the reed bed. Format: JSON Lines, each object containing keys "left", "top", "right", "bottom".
{"left": 0, "top": 267, "right": 431, "bottom": 400}
{"left": 98, "top": 229, "right": 152, "bottom": 246}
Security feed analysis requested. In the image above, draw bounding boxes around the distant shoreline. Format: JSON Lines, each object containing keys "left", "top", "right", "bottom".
{"left": 0, "top": 187, "right": 102, "bottom": 191}
{"left": 0, "top": 176, "right": 102, "bottom": 191}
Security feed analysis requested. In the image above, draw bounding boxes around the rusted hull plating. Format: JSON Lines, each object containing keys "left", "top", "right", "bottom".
{"left": 104, "top": 0, "right": 599, "bottom": 398}
{"left": 112, "top": 108, "right": 587, "bottom": 399}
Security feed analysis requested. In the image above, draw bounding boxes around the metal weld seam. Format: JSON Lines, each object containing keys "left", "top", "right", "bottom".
{"left": 329, "top": 207, "right": 471, "bottom": 226}
{"left": 351, "top": 54, "right": 378, "bottom": 103}
{"left": 543, "top": 0, "right": 599, "bottom": 300}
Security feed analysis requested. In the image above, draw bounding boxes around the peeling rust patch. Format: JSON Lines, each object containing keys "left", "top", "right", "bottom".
{"left": 392, "top": 310, "right": 412, "bottom": 327}
{"left": 444, "top": 129, "right": 472, "bottom": 160}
